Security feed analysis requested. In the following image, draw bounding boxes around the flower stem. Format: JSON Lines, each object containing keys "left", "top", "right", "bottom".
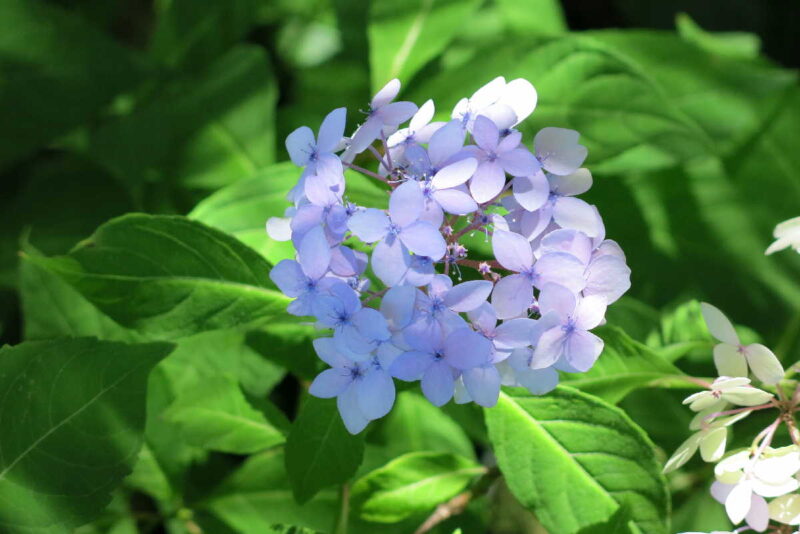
{"left": 343, "top": 161, "right": 389, "bottom": 183}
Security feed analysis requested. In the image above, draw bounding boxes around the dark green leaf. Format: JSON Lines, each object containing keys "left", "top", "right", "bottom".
{"left": 150, "top": 0, "right": 258, "bottom": 71}
{"left": 1, "top": 155, "right": 134, "bottom": 290}
{"left": 285, "top": 396, "right": 365, "bottom": 504}
{"left": 410, "top": 31, "right": 794, "bottom": 174}
{"left": 351, "top": 452, "right": 484, "bottom": 523}
{"left": 164, "top": 376, "right": 285, "bottom": 454}
{"left": 203, "top": 448, "right": 340, "bottom": 533}
{"left": 368, "top": 0, "right": 481, "bottom": 90}
{"left": 0, "top": 338, "right": 173, "bottom": 531}
{"left": 0, "top": 0, "right": 143, "bottom": 170}
{"left": 369, "top": 392, "right": 475, "bottom": 460}
{"left": 245, "top": 327, "right": 319, "bottom": 381}
{"left": 485, "top": 386, "right": 669, "bottom": 534}
{"left": 88, "top": 46, "right": 277, "bottom": 198}
{"left": 26, "top": 214, "right": 291, "bottom": 340}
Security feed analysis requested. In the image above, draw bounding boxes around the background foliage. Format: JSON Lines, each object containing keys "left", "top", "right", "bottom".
{"left": 1, "top": 0, "right": 798, "bottom": 532}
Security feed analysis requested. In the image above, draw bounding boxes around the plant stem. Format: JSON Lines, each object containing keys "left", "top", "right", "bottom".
{"left": 334, "top": 483, "right": 350, "bottom": 534}
{"left": 414, "top": 467, "right": 498, "bottom": 534}
{"left": 343, "top": 161, "right": 389, "bottom": 183}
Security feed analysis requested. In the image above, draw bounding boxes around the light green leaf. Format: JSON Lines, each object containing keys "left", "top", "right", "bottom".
{"left": 562, "top": 325, "right": 691, "bottom": 403}
{"left": 351, "top": 452, "right": 484, "bottom": 523}
{"left": 370, "top": 392, "right": 475, "bottom": 460}
{"left": 494, "top": 0, "right": 566, "bottom": 35}
{"left": 26, "top": 214, "right": 291, "bottom": 340}
{"left": 202, "top": 448, "right": 340, "bottom": 533}
{"left": 485, "top": 386, "right": 669, "bottom": 534}
{"left": 125, "top": 444, "right": 173, "bottom": 503}
{"left": 164, "top": 376, "right": 284, "bottom": 454}
{"left": 675, "top": 13, "right": 760, "bottom": 59}
{"left": 0, "top": 0, "right": 143, "bottom": 170}
{"left": 285, "top": 396, "right": 365, "bottom": 504}
{"left": 161, "top": 329, "right": 286, "bottom": 398}
{"left": 368, "top": 0, "right": 481, "bottom": 90}
{"left": 190, "top": 163, "right": 388, "bottom": 264}
{"left": 0, "top": 338, "right": 173, "bottom": 532}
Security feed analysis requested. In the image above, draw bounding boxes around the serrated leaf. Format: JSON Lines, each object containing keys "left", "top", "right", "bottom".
{"left": 285, "top": 396, "right": 364, "bottom": 504}
{"left": 0, "top": 338, "right": 173, "bottom": 531}
{"left": 351, "top": 451, "right": 484, "bottom": 523}
{"left": 368, "top": 0, "right": 481, "bottom": 90}
{"left": 485, "top": 386, "right": 669, "bottom": 534}
{"left": 164, "top": 376, "right": 284, "bottom": 454}
{"left": 25, "top": 214, "right": 291, "bottom": 340}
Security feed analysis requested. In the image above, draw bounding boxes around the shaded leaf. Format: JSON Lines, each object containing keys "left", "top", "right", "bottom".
{"left": 562, "top": 325, "right": 691, "bottom": 403}
{"left": 0, "top": 338, "right": 173, "bottom": 531}
{"left": 164, "top": 376, "right": 285, "bottom": 454}
{"left": 285, "top": 396, "right": 365, "bottom": 504}
{"left": 0, "top": 0, "right": 143, "bottom": 170}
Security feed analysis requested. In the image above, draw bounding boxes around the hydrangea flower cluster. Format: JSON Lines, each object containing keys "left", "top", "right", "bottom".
{"left": 267, "top": 77, "right": 631, "bottom": 434}
{"left": 666, "top": 304, "right": 800, "bottom": 534}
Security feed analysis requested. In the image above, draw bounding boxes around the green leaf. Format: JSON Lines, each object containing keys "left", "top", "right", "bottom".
{"left": 0, "top": 0, "right": 143, "bottom": 170}
{"left": 285, "top": 396, "right": 365, "bottom": 504}
{"left": 161, "top": 329, "right": 286, "bottom": 398}
{"left": 368, "top": 0, "right": 481, "bottom": 90}
{"left": 245, "top": 326, "right": 319, "bottom": 381}
{"left": 190, "top": 163, "right": 388, "bottom": 264}
{"left": 0, "top": 155, "right": 135, "bottom": 290}
{"left": 125, "top": 444, "right": 174, "bottom": 503}
{"left": 351, "top": 452, "right": 484, "bottom": 523}
{"left": 20, "top": 247, "right": 136, "bottom": 342}
{"left": 485, "top": 386, "right": 669, "bottom": 534}
{"left": 26, "top": 214, "right": 291, "bottom": 340}
{"left": 88, "top": 46, "right": 277, "bottom": 199}
{"left": 0, "top": 338, "right": 173, "bottom": 531}
{"left": 164, "top": 376, "right": 284, "bottom": 454}
{"left": 675, "top": 13, "right": 760, "bottom": 59}
{"left": 494, "top": 0, "right": 566, "bottom": 35}
{"left": 561, "top": 325, "right": 690, "bottom": 403}
{"left": 410, "top": 31, "right": 794, "bottom": 174}
{"left": 203, "top": 448, "right": 340, "bottom": 533}
{"left": 150, "top": 0, "right": 258, "bottom": 71}
{"left": 369, "top": 392, "right": 475, "bottom": 460}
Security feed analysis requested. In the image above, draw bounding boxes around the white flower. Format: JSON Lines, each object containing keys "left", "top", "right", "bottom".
{"left": 711, "top": 446, "right": 800, "bottom": 531}
{"left": 682, "top": 376, "right": 773, "bottom": 412}
{"left": 663, "top": 411, "right": 750, "bottom": 473}
{"left": 701, "top": 302, "right": 785, "bottom": 384}
{"left": 766, "top": 216, "right": 800, "bottom": 255}
{"left": 769, "top": 494, "right": 800, "bottom": 526}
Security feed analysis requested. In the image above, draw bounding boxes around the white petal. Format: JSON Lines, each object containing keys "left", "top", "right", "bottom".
{"left": 700, "top": 302, "right": 740, "bottom": 345}
{"left": 744, "top": 343, "right": 785, "bottom": 385}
